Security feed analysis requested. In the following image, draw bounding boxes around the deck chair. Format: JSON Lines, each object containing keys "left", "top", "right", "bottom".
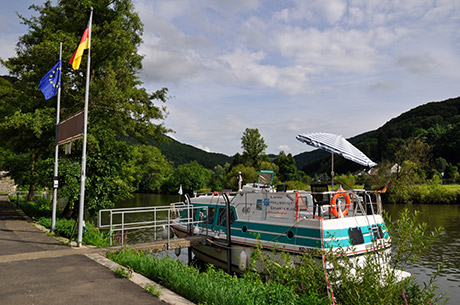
{"left": 310, "top": 183, "right": 330, "bottom": 217}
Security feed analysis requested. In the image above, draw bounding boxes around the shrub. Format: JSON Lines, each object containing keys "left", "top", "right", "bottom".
{"left": 38, "top": 217, "right": 111, "bottom": 247}
{"left": 18, "top": 199, "right": 52, "bottom": 218}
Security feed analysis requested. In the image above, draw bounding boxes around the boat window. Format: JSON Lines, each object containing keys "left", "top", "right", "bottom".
{"left": 207, "top": 207, "right": 216, "bottom": 225}
{"left": 192, "top": 208, "right": 198, "bottom": 222}
{"left": 217, "top": 207, "right": 236, "bottom": 227}
{"left": 348, "top": 227, "right": 364, "bottom": 245}
{"left": 197, "top": 208, "right": 207, "bottom": 221}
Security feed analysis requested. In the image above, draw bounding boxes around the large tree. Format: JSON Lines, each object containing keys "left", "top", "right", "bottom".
{"left": 241, "top": 128, "right": 268, "bottom": 167}
{"left": 0, "top": 0, "right": 169, "bottom": 213}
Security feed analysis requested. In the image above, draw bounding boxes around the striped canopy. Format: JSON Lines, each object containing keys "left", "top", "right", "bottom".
{"left": 296, "top": 132, "right": 377, "bottom": 167}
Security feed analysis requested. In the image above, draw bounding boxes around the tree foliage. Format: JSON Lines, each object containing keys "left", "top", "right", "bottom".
{"left": 162, "top": 161, "right": 211, "bottom": 194}
{"left": 131, "top": 145, "right": 172, "bottom": 193}
{"left": 0, "top": 0, "right": 169, "bottom": 213}
{"left": 241, "top": 128, "right": 267, "bottom": 167}
{"left": 273, "top": 151, "right": 297, "bottom": 182}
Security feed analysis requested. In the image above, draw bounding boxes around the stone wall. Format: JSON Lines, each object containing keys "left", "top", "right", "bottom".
{"left": 0, "top": 173, "right": 16, "bottom": 194}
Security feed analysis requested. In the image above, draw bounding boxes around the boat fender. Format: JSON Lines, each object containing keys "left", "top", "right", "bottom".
{"left": 330, "top": 190, "right": 351, "bottom": 218}
{"left": 239, "top": 250, "right": 248, "bottom": 271}
{"left": 160, "top": 225, "right": 168, "bottom": 239}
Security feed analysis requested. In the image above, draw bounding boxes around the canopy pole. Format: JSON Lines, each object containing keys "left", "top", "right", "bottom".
{"left": 331, "top": 153, "right": 335, "bottom": 190}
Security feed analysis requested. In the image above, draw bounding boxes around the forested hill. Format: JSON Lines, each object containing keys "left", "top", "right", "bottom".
{"left": 144, "top": 135, "right": 232, "bottom": 169}
{"left": 294, "top": 96, "right": 460, "bottom": 174}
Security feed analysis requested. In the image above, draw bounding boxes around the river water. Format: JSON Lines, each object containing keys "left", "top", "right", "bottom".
{"left": 116, "top": 194, "right": 460, "bottom": 304}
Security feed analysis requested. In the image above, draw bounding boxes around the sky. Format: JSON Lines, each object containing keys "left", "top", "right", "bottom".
{"left": 1, "top": 0, "right": 460, "bottom": 157}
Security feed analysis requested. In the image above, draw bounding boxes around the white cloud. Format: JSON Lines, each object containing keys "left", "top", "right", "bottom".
{"left": 3, "top": 0, "right": 460, "bottom": 157}
{"left": 275, "top": 26, "right": 378, "bottom": 74}
{"left": 277, "top": 145, "right": 291, "bottom": 153}
{"left": 196, "top": 144, "right": 211, "bottom": 153}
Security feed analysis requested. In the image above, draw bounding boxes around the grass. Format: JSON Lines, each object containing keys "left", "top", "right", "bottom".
{"left": 442, "top": 184, "right": 460, "bottom": 191}
{"left": 38, "top": 217, "right": 111, "bottom": 246}
{"left": 114, "top": 267, "right": 133, "bottom": 279}
{"left": 107, "top": 248, "right": 329, "bottom": 305}
{"left": 11, "top": 198, "right": 112, "bottom": 247}
{"left": 145, "top": 284, "right": 161, "bottom": 297}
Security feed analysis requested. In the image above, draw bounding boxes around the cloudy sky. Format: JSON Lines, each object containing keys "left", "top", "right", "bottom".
{"left": 2, "top": 0, "right": 460, "bottom": 156}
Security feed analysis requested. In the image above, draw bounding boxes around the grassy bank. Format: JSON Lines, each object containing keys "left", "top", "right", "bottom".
{"left": 108, "top": 248, "right": 330, "bottom": 305}
{"left": 385, "top": 183, "right": 460, "bottom": 204}
{"left": 13, "top": 197, "right": 111, "bottom": 246}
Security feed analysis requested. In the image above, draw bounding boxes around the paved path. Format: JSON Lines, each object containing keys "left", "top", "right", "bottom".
{"left": 0, "top": 197, "right": 190, "bottom": 305}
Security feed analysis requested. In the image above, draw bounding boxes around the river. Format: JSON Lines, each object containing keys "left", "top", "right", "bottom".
{"left": 116, "top": 194, "right": 460, "bottom": 304}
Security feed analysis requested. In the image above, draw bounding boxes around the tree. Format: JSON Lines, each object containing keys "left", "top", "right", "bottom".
{"left": 273, "top": 151, "right": 297, "bottom": 182}
{"left": 241, "top": 128, "right": 267, "bottom": 167}
{"left": 393, "top": 139, "right": 431, "bottom": 181}
{"left": 0, "top": 1, "right": 169, "bottom": 213}
{"left": 131, "top": 145, "right": 171, "bottom": 193}
{"left": 209, "top": 164, "right": 229, "bottom": 191}
{"left": 225, "top": 164, "right": 259, "bottom": 190}
{"left": 162, "top": 161, "right": 211, "bottom": 194}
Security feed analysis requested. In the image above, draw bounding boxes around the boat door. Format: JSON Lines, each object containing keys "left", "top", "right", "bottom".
{"left": 215, "top": 206, "right": 236, "bottom": 234}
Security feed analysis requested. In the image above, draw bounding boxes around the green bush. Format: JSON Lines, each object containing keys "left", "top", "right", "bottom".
{"left": 386, "top": 184, "right": 459, "bottom": 204}
{"left": 38, "top": 217, "right": 111, "bottom": 247}
{"left": 18, "top": 198, "right": 52, "bottom": 218}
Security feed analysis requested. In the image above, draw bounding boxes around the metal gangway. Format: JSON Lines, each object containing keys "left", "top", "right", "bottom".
{"left": 98, "top": 202, "right": 203, "bottom": 247}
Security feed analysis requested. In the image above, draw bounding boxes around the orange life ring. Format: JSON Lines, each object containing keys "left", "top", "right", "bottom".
{"left": 330, "top": 190, "right": 351, "bottom": 218}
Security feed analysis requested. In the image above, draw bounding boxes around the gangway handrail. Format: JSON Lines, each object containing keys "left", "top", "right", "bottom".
{"left": 98, "top": 203, "right": 203, "bottom": 247}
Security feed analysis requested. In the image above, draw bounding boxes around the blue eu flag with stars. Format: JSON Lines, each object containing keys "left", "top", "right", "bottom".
{"left": 38, "top": 60, "right": 61, "bottom": 100}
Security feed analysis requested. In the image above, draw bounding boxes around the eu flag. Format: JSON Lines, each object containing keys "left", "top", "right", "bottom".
{"left": 38, "top": 60, "right": 62, "bottom": 100}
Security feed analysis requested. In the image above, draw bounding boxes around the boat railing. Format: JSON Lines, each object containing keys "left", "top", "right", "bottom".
{"left": 98, "top": 203, "right": 205, "bottom": 247}
{"left": 298, "top": 189, "right": 380, "bottom": 218}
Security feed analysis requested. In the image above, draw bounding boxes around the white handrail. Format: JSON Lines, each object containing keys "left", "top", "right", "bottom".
{"left": 98, "top": 203, "right": 203, "bottom": 247}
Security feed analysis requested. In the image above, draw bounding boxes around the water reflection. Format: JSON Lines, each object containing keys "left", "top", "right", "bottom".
{"left": 384, "top": 203, "right": 460, "bottom": 304}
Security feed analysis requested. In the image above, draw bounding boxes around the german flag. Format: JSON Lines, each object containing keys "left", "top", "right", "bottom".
{"left": 69, "top": 24, "right": 90, "bottom": 70}
{"left": 376, "top": 183, "right": 389, "bottom": 193}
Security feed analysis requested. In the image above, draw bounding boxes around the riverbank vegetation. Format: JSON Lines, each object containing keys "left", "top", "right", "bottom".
{"left": 12, "top": 197, "right": 111, "bottom": 246}
{"left": 107, "top": 208, "right": 446, "bottom": 305}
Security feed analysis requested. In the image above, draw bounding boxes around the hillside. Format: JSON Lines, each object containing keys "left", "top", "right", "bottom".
{"left": 294, "top": 97, "right": 460, "bottom": 174}
{"left": 144, "top": 135, "right": 233, "bottom": 169}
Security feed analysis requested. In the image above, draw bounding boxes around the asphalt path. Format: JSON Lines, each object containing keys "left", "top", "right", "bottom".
{"left": 0, "top": 197, "right": 173, "bottom": 305}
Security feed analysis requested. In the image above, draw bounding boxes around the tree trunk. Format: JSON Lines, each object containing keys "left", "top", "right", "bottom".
{"left": 27, "top": 155, "right": 36, "bottom": 202}
{"left": 27, "top": 183, "right": 35, "bottom": 202}
{"left": 61, "top": 200, "right": 75, "bottom": 219}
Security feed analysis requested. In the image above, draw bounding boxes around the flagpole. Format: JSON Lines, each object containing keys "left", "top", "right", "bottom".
{"left": 77, "top": 7, "right": 93, "bottom": 247}
{"left": 51, "top": 42, "right": 63, "bottom": 233}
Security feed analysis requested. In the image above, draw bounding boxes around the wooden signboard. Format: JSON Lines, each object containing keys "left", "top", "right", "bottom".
{"left": 57, "top": 111, "right": 84, "bottom": 145}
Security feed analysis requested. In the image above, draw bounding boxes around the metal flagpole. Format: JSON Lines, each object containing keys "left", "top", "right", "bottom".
{"left": 77, "top": 8, "right": 93, "bottom": 247}
{"left": 51, "top": 42, "right": 63, "bottom": 233}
